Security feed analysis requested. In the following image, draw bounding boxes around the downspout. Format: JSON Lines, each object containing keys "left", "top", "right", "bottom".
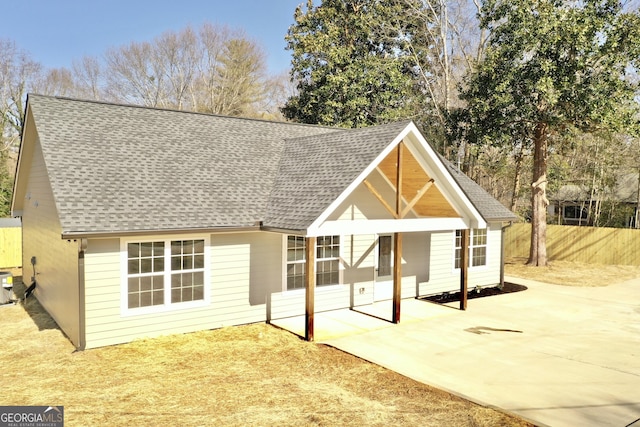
{"left": 500, "top": 222, "right": 514, "bottom": 288}
{"left": 77, "top": 239, "right": 87, "bottom": 351}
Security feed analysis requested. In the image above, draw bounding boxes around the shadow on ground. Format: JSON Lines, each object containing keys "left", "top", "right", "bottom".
{"left": 3, "top": 275, "right": 60, "bottom": 332}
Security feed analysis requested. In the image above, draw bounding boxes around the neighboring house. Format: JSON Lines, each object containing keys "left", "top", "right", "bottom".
{"left": 549, "top": 174, "right": 640, "bottom": 227}
{"left": 12, "top": 95, "right": 517, "bottom": 350}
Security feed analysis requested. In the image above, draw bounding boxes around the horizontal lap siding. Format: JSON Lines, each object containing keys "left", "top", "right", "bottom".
{"left": 22, "top": 134, "right": 80, "bottom": 347}
{"left": 270, "top": 286, "right": 351, "bottom": 319}
{"left": 210, "top": 233, "right": 279, "bottom": 324}
{"left": 343, "top": 234, "right": 376, "bottom": 307}
{"left": 401, "top": 232, "right": 429, "bottom": 298}
{"left": 419, "top": 224, "right": 503, "bottom": 296}
{"left": 84, "top": 232, "right": 280, "bottom": 348}
{"left": 269, "top": 234, "right": 356, "bottom": 319}
{"left": 325, "top": 186, "right": 382, "bottom": 308}
{"left": 468, "top": 223, "right": 503, "bottom": 289}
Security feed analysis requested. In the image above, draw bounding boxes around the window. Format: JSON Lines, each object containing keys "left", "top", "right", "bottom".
{"left": 455, "top": 228, "right": 487, "bottom": 269}
{"left": 316, "top": 236, "right": 340, "bottom": 286}
{"left": 563, "top": 205, "right": 588, "bottom": 220}
{"left": 124, "top": 237, "right": 207, "bottom": 313}
{"left": 286, "top": 236, "right": 306, "bottom": 290}
{"left": 471, "top": 228, "right": 487, "bottom": 267}
{"left": 286, "top": 235, "right": 341, "bottom": 290}
{"left": 127, "top": 242, "right": 165, "bottom": 308}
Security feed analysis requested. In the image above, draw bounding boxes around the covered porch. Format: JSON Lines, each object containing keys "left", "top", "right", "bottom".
{"left": 295, "top": 138, "right": 479, "bottom": 341}
{"left": 271, "top": 297, "right": 458, "bottom": 342}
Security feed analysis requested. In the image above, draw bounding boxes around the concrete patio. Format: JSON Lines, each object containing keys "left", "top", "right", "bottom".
{"left": 272, "top": 276, "right": 640, "bottom": 427}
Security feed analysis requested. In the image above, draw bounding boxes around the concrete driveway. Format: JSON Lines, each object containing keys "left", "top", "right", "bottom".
{"left": 319, "top": 277, "right": 640, "bottom": 427}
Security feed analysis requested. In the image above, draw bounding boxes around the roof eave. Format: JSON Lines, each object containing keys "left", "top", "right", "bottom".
{"left": 260, "top": 226, "right": 307, "bottom": 236}
{"left": 61, "top": 225, "right": 262, "bottom": 240}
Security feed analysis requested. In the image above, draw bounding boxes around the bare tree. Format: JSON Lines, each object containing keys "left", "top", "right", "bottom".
{"left": 0, "top": 39, "right": 42, "bottom": 215}
{"left": 257, "top": 70, "right": 297, "bottom": 121}
{"left": 154, "top": 26, "right": 200, "bottom": 110}
{"left": 191, "top": 25, "right": 267, "bottom": 116}
{"left": 72, "top": 56, "right": 104, "bottom": 100}
{"left": 104, "top": 40, "right": 167, "bottom": 107}
{"left": 0, "top": 39, "right": 42, "bottom": 149}
{"left": 32, "top": 67, "right": 76, "bottom": 97}
{"left": 190, "top": 23, "right": 227, "bottom": 112}
{"left": 103, "top": 23, "right": 269, "bottom": 116}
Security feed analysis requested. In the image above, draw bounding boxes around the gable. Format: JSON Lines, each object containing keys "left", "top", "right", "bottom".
{"left": 306, "top": 123, "right": 500, "bottom": 236}
{"left": 376, "top": 145, "right": 460, "bottom": 218}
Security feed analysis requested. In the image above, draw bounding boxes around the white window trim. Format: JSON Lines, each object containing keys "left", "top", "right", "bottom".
{"left": 120, "top": 234, "right": 211, "bottom": 317}
{"left": 453, "top": 228, "right": 489, "bottom": 272}
{"left": 282, "top": 235, "right": 343, "bottom": 292}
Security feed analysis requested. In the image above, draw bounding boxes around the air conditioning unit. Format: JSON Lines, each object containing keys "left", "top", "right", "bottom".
{"left": 1, "top": 272, "right": 14, "bottom": 305}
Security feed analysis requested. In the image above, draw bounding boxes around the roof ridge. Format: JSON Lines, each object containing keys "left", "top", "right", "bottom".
{"left": 27, "top": 93, "right": 337, "bottom": 130}
{"left": 283, "top": 119, "right": 414, "bottom": 143}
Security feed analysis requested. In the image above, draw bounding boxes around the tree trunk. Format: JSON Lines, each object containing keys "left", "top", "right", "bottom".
{"left": 510, "top": 143, "right": 524, "bottom": 213}
{"left": 528, "top": 122, "right": 549, "bottom": 266}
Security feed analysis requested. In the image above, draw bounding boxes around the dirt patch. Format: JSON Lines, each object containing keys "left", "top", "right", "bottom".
{"left": 1, "top": 278, "right": 532, "bottom": 427}
{"left": 505, "top": 257, "right": 640, "bottom": 287}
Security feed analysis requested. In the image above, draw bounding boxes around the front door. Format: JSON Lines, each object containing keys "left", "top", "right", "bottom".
{"left": 374, "top": 235, "right": 393, "bottom": 301}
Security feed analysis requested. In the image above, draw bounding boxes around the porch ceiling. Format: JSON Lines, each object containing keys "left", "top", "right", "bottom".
{"left": 375, "top": 145, "right": 461, "bottom": 218}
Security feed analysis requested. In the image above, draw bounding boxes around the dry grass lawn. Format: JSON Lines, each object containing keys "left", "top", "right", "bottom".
{"left": 0, "top": 278, "right": 532, "bottom": 427}
{"left": 505, "top": 257, "right": 640, "bottom": 287}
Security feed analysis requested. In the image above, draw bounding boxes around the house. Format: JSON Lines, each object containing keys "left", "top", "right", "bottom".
{"left": 12, "top": 95, "right": 517, "bottom": 350}
{"left": 549, "top": 174, "right": 640, "bottom": 227}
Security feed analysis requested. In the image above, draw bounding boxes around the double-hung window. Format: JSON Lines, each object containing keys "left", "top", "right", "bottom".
{"left": 286, "top": 235, "right": 341, "bottom": 290}
{"left": 123, "top": 237, "right": 208, "bottom": 314}
{"left": 455, "top": 228, "right": 487, "bottom": 269}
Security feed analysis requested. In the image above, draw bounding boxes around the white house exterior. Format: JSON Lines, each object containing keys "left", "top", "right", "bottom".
{"left": 12, "top": 95, "right": 516, "bottom": 349}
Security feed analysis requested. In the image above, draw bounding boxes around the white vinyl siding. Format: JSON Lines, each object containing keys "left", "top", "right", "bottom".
{"left": 399, "top": 232, "right": 430, "bottom": 298}
{"left": 21, "top": 133, "right": 81, "bottom": 347}
{"left": 84, "top": 232, "right": 281, "bottom": 349}
{"left": 419, "top": 223, "right": 503, "bottom": 296}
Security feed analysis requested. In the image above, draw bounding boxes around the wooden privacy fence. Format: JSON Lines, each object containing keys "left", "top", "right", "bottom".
{"left": 0, "top": 226, "right": 21, "bottom": 268}
{"left": 505, "top": 223, "right": 640, "bottom": 266}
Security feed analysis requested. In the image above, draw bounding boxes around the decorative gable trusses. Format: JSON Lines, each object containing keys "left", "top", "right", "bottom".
{"left": 307, "top": 122, "right": 487, "bottom": 237}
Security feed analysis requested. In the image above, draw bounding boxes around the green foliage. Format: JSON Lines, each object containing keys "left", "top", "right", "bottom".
{"left": 460, "top": 0, "right": 640, "bottom": 146}
{"left": 283, "top": 0, "right": 429, "bottom": 128}
{"left": 0, "top": 151, "right": 14, "bottom": 217}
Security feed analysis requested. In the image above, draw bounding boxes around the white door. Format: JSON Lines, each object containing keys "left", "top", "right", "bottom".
{"left": 374, "top": 235, "right": 393, "bottom": 301}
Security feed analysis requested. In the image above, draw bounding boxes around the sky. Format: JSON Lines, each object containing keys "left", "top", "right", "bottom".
{"left": 1, "top": 0, "right": 305, "bottom": 75}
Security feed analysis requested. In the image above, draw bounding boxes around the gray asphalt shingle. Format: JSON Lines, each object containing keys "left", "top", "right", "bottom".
{"left": 28, "top": 95, "right": 337, "bottom": 234}
{"left": 24, "top": 95, "right": 515, "bottom": 235}
{"left": 265, "top": 121, "right": 412, "bottom": 230}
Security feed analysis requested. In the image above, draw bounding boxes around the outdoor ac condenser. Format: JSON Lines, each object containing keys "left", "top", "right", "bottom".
{"left": 0, "top": 272, "right": 14, "bottom": 305}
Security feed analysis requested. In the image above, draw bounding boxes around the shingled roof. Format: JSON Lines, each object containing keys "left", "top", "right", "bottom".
{"left": 19, "top": 95, "right": 515, "bottom": 236}
{"left": 265, "top": 121, "right": 413, "bottom": 230}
